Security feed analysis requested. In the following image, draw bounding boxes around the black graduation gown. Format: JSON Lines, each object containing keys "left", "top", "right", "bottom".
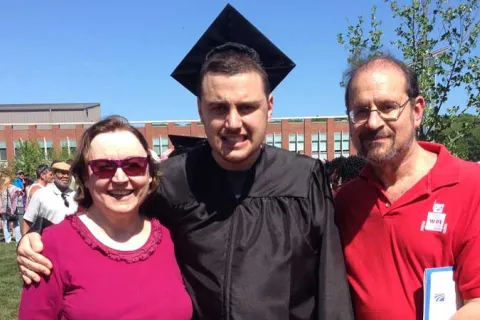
{"left": 148, "top": 144, "right": 353, "bottom": 320}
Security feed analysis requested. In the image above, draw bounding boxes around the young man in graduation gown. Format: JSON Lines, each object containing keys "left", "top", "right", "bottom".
{"left": 16, "top": 5, "right": 353, "bottom": 320}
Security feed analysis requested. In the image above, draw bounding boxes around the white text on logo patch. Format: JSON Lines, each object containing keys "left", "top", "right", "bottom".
{"left": 421, "top": 202, "right": 448, "bottom": 233}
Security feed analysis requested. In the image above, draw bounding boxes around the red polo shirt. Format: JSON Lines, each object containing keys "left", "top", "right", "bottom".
{"left": 335, "top": 142, "right": 480, "bottom": 320}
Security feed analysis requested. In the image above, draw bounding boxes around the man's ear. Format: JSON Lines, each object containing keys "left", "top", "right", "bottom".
{"left": 413, "top": 96, "right": 426, "bottom": 129}
{"left": 267, "top": 94, "right": 274, "bottom": 121}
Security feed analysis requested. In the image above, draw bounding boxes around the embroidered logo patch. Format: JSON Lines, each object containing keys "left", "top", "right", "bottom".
{"left": 421, "top": 202, "right": 448, "bottom": 233}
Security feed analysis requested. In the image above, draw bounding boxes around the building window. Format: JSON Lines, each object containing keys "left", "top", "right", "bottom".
{"left": 342, "top": 132, "right": 350, "bottom": 156}
{"left": 14, "top": 140, "right": 23, "bottom": 159}
{"left": 334, "top": 133, "right": 342, "bottom": 158}
{"left": 288, "top": 133, "right": 304, "bottom": 154}
{"left": 289, "top": 134, "right": 296, "bottom": 152}
{"left": 266, "top": 133, "right": 282, "bottom": 148}
{"left": 334, "top": 132, "right": 350, "bottom": 158}
{"left": 266, "top": 134, "right": 273, "bottom": 146}
{"left": 153, "top": 137, "right": 169, "bottom": 155}
{"left": 60, "top": 138, "right": 77, "bottom": 156}
{"left": 311, "top": 133, "right": 327, "bottom": 161}
{"left": 60, "top": 140, "right": 67, "bottom": 154}
{"left": 0, "top": 141, "right": 6, "bottom": 162}
{"left": 38, "top": 139, "right": 54, "bottom": 160}
{"left": 297, "top": 134, "right": 304, "bottom": 154}
{"left": 320, "top": 133, "right": 328, "bottom": 160}
{"left": 69, "top": 140, "right": 77, "bottom": 155}
{"left": 312, "top": 134, "right": 319, "bottom": 158}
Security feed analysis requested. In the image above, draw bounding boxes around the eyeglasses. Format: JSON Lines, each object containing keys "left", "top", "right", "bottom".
{"left": 88, "top": 157, "right": 149, "bottom": 179}
{"left": 348, "top": 97, "right": 412, "bottom": 124}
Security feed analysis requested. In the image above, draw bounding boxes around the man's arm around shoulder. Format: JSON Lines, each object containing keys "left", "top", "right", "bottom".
{"left": 17, "top": 231, "right": 52, "bottom": 285}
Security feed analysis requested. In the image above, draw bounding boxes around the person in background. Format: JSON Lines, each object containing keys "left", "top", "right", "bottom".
{"left": 1, "top": 176, "right": 24, "bottom": 244}
{"left": 21, "top": 162, "right": 77, "bottom": 235}
{"left": 24, "top": 177, "right": 35, "bottom": 199}
{"left": 18, "top": 116, "right": 192, "bottom": 320}
{"left": 26, "top": 165, "right": 53, "bottom": 208}
{"left": 13, "top": 171, "right": 26, "bottom": 215}
{"left": 19, "top": 177, "right": 34, "bottom": 226}
{"left": 335, "top": 54, "right": 480, "bottom": 319}
{"left": 325, "top": 157, "right": 346, "bottom": 193}
{"left": 0, "top": 176, "right": 4, "bottom": 240}
{"left": 0, "top": 175, "right": 7, "bottom": 241}
{"left": 13, "top": 170, "right": 25, "bottom": 189}
{"left": 325, "top": 156, "right": 366, "bottom": 196}
{"left": 66, "top": 159, "right": 77, "bottom": 191}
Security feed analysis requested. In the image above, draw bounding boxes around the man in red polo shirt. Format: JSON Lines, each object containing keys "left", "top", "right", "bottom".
{"left": 335, "top": 54, "right": 480, "bottom": 319}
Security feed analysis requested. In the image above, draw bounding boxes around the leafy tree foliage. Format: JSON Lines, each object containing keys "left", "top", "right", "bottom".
{"left": 10, "top": 140, "right": 75, "bottom": 177}
{"left": 337, "top": 0, "right": 480, "bottom": 157}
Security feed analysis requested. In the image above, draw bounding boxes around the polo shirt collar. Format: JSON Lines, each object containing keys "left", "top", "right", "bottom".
{"left": 359, "top": 141, "right": 459, "bottom": 194}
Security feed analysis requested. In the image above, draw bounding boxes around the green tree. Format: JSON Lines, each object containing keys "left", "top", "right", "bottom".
{"left": 337, "top": 0, "right": 480, "bottom": 157}
{"left": 54, "top": 147, "right": 76, "bottom": 162}
{"left": 11, "top": 140, "right": 49, "bottom": 177}
{"left": 10, "top": 140, "right": 76, "bottom": 177}
{"left": 444, "top": 114, "right": 480, "bottom": 161}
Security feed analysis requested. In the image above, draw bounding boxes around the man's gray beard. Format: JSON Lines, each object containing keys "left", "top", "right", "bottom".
{"left": 360, "top": 129, "right": 416, "bottom": 165}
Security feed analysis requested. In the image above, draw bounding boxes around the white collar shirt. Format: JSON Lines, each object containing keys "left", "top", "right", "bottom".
{"left": 24, "top": 183, "right": 78, "bottom": 225}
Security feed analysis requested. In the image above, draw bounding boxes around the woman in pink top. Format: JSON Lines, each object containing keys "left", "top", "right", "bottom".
{"left": 19, "top": 116, "right": 192, "bottom": 320}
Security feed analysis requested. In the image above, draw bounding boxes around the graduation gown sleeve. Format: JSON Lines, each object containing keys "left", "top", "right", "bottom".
{"left": 311, "top": 161, "right": 354, "bottom": 320}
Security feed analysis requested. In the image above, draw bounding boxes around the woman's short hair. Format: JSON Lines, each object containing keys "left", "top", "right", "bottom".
{"left": 71, "top": 115, "right": 159, "bottom": 208}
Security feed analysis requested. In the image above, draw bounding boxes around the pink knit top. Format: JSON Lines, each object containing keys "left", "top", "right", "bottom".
{"left": 19, "top": 214, "right": 192, "bottom": 320}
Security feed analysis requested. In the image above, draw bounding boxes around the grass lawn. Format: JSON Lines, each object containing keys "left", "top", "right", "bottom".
{"left": 0, "top": 243, "right": 22, "bottom": 320}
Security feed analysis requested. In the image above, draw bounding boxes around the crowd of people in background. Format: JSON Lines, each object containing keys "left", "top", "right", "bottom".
{"left": 0, "top": 160, "right": 76, "bottom": 244}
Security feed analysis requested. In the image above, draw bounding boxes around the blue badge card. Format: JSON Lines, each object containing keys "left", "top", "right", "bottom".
{"left": 423, "top": 267, "right": 463, "bottom": 320}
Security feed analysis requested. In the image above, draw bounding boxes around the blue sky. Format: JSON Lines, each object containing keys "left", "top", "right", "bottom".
{"left": 0, "top": 0, "right": 473, "bottom": 121}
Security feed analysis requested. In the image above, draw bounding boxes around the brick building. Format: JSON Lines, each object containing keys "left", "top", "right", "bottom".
{"left": 145, "top": 116, "right": 354, "bottom": 161}
{"left": 0, "top": 103, "right": 355, "bottom": 165}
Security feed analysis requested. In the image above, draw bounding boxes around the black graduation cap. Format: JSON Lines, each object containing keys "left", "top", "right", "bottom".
{"left": 169, "top": 135, "right": 207, "bottom": 148}
{"left": 171, "top": 3, "right": 296, "bottom": 96}
{"left": 167, "top": 135, "right": 207, "bottom": 159}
